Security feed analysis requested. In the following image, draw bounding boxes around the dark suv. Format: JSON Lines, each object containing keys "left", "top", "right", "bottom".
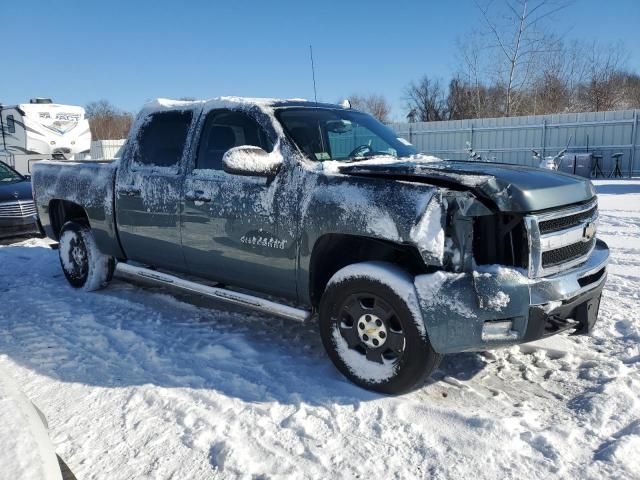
{"left": 0, "top": 160, "right": 40, "bottom": 239}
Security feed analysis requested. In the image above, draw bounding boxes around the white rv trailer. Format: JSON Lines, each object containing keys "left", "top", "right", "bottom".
{"left": 0, "top": 98, "right": 91, "bottom": 174}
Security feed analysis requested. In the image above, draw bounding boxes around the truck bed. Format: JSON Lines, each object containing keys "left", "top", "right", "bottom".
{"left": 32, "top": 160, "right": 123, "bottom": 258}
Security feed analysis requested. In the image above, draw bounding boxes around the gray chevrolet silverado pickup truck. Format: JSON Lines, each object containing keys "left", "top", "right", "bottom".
{"left": 32, "top": 97, "right": 609, "bottom": 393}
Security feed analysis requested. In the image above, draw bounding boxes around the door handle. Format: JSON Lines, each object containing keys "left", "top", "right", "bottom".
{"left": 119, "top": 186, "right": 141, "bottom": 197}
{"left": 185, "top": 190, "right": 212, "bottom": 203}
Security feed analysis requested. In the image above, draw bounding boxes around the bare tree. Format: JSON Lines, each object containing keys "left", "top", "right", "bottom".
{"left": 621, "top": 72, "right": 640, "bottom": 109}
{"left": 529, "top": 71, "right": 570, "bottom": 114}
{"left": 472, "top": 0, "right": 569, "bottom": 116}
{"left": 347, "top": 94, "right": 391, "bottom": 122}
{"left": 577, "top": 43, "right": 628, "bottom": 111}
{"left": 446, "top": 77, "right": 477, "bottom": 119}
{"left": 403, "top": 4, "right": 636, "bottom": 122}
{"left": 457, "top": 32, "right": 491, "bottom": 117}
{"left": 85, "top": 100, "right": 134, "bottom": 140}
{"left": 529, "top": 39, "right": 588, "bottom": 113}
{"left": 404, "top": 76, "right": 447, "bottom": 121}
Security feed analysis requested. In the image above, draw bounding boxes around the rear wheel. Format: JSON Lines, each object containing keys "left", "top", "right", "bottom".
{"left": 58, "top": 221, "right": 115, "bottom": 291}
{"left": 319, "top": 262, "right": 442, "bottom": 394}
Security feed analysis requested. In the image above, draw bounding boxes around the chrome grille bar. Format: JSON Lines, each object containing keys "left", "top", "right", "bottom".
{"left": 0, "top": 200, "right": 37, "bottom": 218}
{"left": 525, "top": 198, "right": 599, "bottom": 277}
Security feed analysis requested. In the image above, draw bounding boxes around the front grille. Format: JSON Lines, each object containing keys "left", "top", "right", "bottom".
{"left": 525, "top": 198, "right": 598, "bottom": 277}
{"left": 542, "top": 238, "right": 595, "bottom": 268}
{"left": 539, "top": 205, "right": 597, "bottom": 234}
{"left": 0, "top": 200, "right": 37, "bottom": 218}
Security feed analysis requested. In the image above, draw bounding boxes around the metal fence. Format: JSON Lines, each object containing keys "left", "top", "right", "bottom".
{"left": 390, "top": 109, "right": 639, "bottom": 177}
{"left": 89, "top": 139, "right": 126, "bottom": 160}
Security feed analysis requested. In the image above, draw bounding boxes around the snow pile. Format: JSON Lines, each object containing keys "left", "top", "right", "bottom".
{"left": 0, "top": 367, "right": 60, "bottom": 480}
{"left": 472, "top": 266, "right": 530, "bottom": 312}
{"left": 406, "top": 153, "right": 445, "bottom": 163}
{"left": 0, "top": 180, "right": 639, "bottom": 479}
{"left": 147, "top": 98, "right": 206, "bottom": 109}
{"left": 484, "top": 290, "right": 510, "bottom": 311}
{"left": 320, "top": 155, "right": 406, "bottom": 174}
{"left": 320, "top": 153, "right": 442, "bottom": 175}
{"left": 0, "top": 383, "right": 45, "bottom": 480}
{"left": 331, "top": 328, "right": 395, "bottom": 382}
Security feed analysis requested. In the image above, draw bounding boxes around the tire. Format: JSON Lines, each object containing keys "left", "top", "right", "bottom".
{"left": 36, "top": 218, "right": 47, "bottom": 238}
{"left": 58, "top": 221, "right": 115, "bottom": 291}
{"left": 319, "top": 262, "right": 442, "bottom": 394}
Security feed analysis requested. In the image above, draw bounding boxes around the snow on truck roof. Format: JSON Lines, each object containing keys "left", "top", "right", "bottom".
{"left": 144, "top": 97, "right": 347, "bottom": 111}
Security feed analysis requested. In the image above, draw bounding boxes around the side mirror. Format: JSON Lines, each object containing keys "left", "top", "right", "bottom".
{"left": 23, "top": 174, "right": 32, "bottom": 181}
{"left": 222, "top": 146, "right": 282, "bottom": 177}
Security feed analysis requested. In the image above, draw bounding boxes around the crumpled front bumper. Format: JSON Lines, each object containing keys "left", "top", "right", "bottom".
{"left": 414, "top": 239, "right": 609, "bottom": 354}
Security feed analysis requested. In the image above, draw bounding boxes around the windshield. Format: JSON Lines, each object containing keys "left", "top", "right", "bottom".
{"left": 276, "top": 108, "right": 417, "bottom": 162}
{"left": 0, "top": 162, "right": 24, "bottom": 183}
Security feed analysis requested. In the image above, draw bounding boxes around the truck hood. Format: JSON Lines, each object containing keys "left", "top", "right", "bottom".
{"left": 338, "top": 159, "right": 596, "bottom": 213}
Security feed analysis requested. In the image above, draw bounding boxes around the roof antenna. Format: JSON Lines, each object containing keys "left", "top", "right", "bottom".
{"left": 309, "top": 44, "right": 318, "bottom": 104}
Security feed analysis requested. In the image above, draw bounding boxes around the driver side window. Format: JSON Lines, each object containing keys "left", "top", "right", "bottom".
{"left": 196, "top": 110, "right": 273, "bottom": 171}
{"left": 327, "top": 125, "right": 395, "bottom": 160}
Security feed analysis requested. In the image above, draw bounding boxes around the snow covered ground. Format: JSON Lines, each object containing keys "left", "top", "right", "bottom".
{"left": 0, "top": 179, "right": 639, "bottom": 479}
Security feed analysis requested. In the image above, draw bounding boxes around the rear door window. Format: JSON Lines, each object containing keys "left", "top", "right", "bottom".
{"left": 133, "top": 111, "right": 193, "bottom": 170}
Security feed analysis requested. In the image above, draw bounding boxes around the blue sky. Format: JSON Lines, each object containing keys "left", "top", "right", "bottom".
{"left": 2, "top": 0, "right": 638, "bottom": 120}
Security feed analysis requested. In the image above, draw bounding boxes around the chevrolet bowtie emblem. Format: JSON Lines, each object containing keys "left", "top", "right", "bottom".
{"left": 583, "top": 222, "right": 596, "bottom": 242}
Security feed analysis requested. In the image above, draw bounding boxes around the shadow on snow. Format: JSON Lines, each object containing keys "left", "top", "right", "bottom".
{"left": 0, "top": 244, "right": 488, "bottom": 406}
{"left": 595, "top": 182, "right": 640, "bottom": 195}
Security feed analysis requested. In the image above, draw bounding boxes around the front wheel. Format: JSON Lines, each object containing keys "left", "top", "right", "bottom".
{"left": 58, "top": 221, "right": 115, "bottom": 291}
{"left": 319, "top": 262, "right": 442, "bottom": 394}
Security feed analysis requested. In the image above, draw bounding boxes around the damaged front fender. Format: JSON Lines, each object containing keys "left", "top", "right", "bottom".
{"left": 413, "top": 267, "right": 531, "bottom": 353}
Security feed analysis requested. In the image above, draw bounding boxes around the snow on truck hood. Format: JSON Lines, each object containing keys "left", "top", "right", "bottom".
{"left": 337, "top": 158, "right": 596, "bottom": 213}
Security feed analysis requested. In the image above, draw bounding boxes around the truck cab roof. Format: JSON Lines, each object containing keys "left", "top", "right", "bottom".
{"left": 143, "top": 97, "right": 348, "bottom": 112}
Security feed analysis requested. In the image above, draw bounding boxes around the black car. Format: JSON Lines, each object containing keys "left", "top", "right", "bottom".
{"left": 0, "top": 160, "right": 41, "bottom": 239}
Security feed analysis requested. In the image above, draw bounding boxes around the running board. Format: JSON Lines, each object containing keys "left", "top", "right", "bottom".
{"left": 116, "top": 262, "right": 311, "bottom": 322}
